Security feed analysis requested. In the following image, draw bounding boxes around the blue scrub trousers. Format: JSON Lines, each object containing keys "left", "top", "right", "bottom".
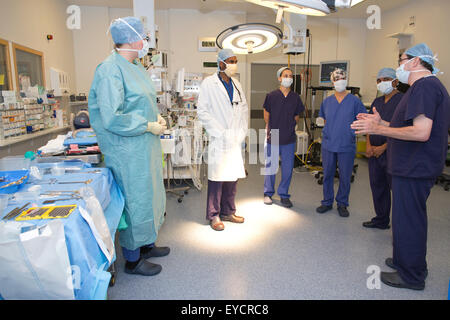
{"left": 391, "top": 175, "right": 434, "bottom": 286}
{"left": 368, "top": 153, "right": 392, "bottom": 227}
{"left": 122, "top": 243, "right": 154, "bottom": 262}
{"left": 321, "top": 148, "right": 355, "bottom": 207}
{"left": 264, "top": 142, "right": 296, "bottom": 199}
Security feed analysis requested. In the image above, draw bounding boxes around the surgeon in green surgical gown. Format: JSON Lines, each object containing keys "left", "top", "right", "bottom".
{"left": 88, "top": 17, "right": 170, "bottom": 277}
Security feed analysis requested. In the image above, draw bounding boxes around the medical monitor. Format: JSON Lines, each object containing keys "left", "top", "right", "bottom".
{"left": 319, "top": 60, "right": 350, "bottom": 86}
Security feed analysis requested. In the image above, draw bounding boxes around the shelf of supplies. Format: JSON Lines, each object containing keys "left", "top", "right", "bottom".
{"left": 0, "top": 126, "right": 71, "bottom": 148}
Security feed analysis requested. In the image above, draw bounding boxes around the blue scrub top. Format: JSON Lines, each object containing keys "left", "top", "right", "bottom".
{"left": 218, "top": 73, "right": 234, "bottom": 105}
{"left": 264, "top": 89, "right": 305, "bottom": 145}
{"left": 369, "top": 92, "right": 403, "bottom": 146}
{"left": 319, "top": 93, "right": 367, "bottom": 153}
{"left": 387, "top": 76, "right": 450, "bottom": 179}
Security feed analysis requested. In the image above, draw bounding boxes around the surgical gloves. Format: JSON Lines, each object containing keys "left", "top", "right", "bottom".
{"left": 147, "top": 120, "right": 166, "bottom": 135}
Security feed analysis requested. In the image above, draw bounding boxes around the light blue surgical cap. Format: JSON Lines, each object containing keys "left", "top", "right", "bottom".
{"left": 217, "top": 49, "right": 236, "bottom": 63}
{"left": 109, "top": 16, "right": 145, "bottom": 44}
{"left": 405, "top": 43, "right": 439, "bottom": 74}
{"left": 377, "top": 68, "right": 397, "bottom": 80}
{"left": 277, "top": 67, "right": 290, "bottom": 78}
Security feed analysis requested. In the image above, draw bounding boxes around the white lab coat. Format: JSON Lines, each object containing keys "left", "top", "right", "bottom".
{"left": 197, "top": 73, "right": 248, "bottom": 182}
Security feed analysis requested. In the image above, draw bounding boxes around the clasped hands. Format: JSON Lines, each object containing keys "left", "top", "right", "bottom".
{"left": 366, "top": 144, "right": 387, "bottom": 158}
{"left": 351, "top": 107, "right": 382, "bottom": 135}
{"left": 147, "top": 114, "right": 167, "bottom": 135}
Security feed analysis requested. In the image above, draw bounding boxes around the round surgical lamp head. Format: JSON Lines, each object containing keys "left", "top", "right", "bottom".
{"left": 245, "top": 0, "right": 331, "bottom": 17}
{"left": 216, "top": 23, "right": 283, "bottom": 55}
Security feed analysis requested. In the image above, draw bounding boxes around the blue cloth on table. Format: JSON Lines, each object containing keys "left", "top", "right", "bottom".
{"left": 64, "top": 137, "right": 98, "bottom": 146}
{"left": 0, "top": 165, "right": 124, "bottom": 300}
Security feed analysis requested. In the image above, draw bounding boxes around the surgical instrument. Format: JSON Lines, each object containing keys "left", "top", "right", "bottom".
{"left": 43, "top": 196, "right": 82, "bottom": 204}
{"left": 58, "top": 179, "right": 93, "bottom": 185}
{"left": 2, "top": 202, "right": 31, "bottom": 220}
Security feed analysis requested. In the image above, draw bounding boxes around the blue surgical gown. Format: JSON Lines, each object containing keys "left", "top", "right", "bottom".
{"left": 88, "top": 52, "right": 166, "bottom": 251}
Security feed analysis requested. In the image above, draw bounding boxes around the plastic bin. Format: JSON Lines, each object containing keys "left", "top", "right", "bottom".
{"left": 356, "top": 140, "right": 366, "bottom": 159}
{"left": 0, "top": 170, "right": 30, "bottom": 194}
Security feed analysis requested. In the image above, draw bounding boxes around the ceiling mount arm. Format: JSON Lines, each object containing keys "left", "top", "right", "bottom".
{"left": 273, "top": 9, "right": 294, "bottom": 45}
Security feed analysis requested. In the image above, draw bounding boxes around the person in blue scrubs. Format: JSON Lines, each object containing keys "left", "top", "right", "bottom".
{"left": 363, "top": 68, "right": 403, "bottom": 230}
{"left": 352, "top": 43, "right": 450, "bottom": 290}
{"left": 263, "top": 67, "right": 305, "bottom": 208}
{"left": 89, "top": 17, "right": 170, "bottom": 276}
{"left": 316, "top": 69, "right": 367, "bottom": 217}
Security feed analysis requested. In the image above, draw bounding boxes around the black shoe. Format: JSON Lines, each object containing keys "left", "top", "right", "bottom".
{"left": 316, "top": 205, "right": 332, "bottom": 214}
{"left": 337, "top": 206, "right": 349, "bottom": 218}
{"left": 385, "top": 258, "right": 396, "bottom": 269}
{"left": 124, "top": 259, "right": 162, "bottom": 276}
{"left": 141, "top": 246, "right": 170, "bottom": 259}
{"left": 385, "top": 258, "right": 428, "bottom": 278}
{"left": 380, "top": 271, "right": 425, "bottom": 291}
{"left": 280, "top": 198, "right": 293, "bottom": 208}
{"left": 363, "top": 221, "right": 390, "bottom": 229}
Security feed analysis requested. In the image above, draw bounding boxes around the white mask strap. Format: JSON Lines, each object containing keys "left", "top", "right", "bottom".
{"left": 418, "top": 54, "right": 438, "bottom": 62}
{"left": 404, "top": 57, "right": 431, "bottom": 74}
{"left": 117, "top": 18, "right": 143, "bottom": 40}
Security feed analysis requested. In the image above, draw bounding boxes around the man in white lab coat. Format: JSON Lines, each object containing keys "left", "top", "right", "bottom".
{"left": 197, "top": 48, "right": 249, "bottom": 231}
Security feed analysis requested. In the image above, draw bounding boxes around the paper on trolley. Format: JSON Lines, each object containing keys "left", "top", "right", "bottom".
{"left": 78, "top": 187, "right": 115, "bottom": 264}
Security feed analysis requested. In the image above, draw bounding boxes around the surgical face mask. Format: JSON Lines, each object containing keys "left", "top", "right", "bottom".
{"left": 396, "top": 61, "right": 411, "bottom": 84}
{"left": 377, "top": 81, "right": 394, "bottom": 95}
{"left": 137, "top": 40, "right": 150, "bottom": 58}
{"left": 220, "top": 61, "right": 238, "bottom": 77}
{"left": 116, "top": 39, "right": 149, "bottom": 59}
{"left": 334, "top": 79, "right": 347, "bottom": 92}
{"left": 281, "top": 77, "right": 293, "bottom": 88}
{"left": 396, "top": 57, "right": 430, "bottom": 84}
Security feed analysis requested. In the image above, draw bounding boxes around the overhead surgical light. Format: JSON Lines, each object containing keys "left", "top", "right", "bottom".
{"left": 321, "top": 0, "right": 367, "bottom": 11}
{"left": 245, "top": 0, "right": 331, "bottom": 22}
{"left": 349, "top": 0, "right": 366, "bottom": 6}
{"left": 216, "top": 23, "right": 283, "bottom": 55}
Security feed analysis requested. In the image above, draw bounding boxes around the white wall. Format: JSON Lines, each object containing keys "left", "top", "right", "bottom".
{"left": 71, "top": 6, "right": 133, "bottom": 95}
{"left": 0, "top": 0, "right": 77, "bottom": 93}
{"left": 362, "top": 0, "right": 450, "bottom": 104}
{"left": 156, "top": 9, "right": 247, "bottom": 82}
{"left": 73, "top": 6, "right": 369, "bottom": 109}
{"left": 75, "top": 1, "right": 450, "bottom": 107}
{"left": 73, "top": 8, "right": 248, "bottom": 95}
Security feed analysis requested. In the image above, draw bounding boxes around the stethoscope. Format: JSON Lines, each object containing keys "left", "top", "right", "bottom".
{"left": 217, "top": 73, "right": 242, "bottom": 107}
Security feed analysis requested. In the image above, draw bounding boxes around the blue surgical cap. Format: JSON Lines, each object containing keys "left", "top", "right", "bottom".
{"left": 217, "top": 49, "right": 236, "bottom": 63}
{"left": 377, "top": 68, "right": 397, "bottom": 80}
{"left": 277, "top": 67, "right": 290, "bottom": 78}
{"left": 405, "top": 43, "right": 439, "bottom": 74}
{"left": 109, "top": 16, "right": 145, "bottom": 44}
